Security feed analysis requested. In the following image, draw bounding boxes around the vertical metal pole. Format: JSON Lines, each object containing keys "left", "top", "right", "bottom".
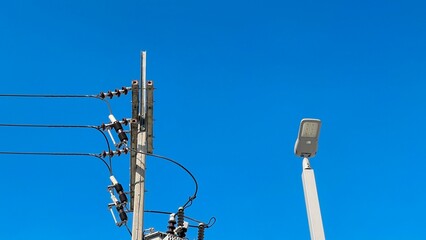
{"left": 302, "top": 157, "right": 325, "bottom": 240}
{"left": 132, "top": 51, "right": 147, "bottom": 240}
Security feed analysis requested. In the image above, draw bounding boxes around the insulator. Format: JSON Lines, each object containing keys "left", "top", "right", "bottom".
{"left": 110, "top": 175, "right": 119, "bottom": 185}
{"left": 110, "top": 193, "right": 119, "bottom": 205}
{"left": 197, "top": 223, "right": 205, "bottom": 240}
{"left": 115, "top": 183, "right": 124, "bottom": 192}
{"left": 122, "top": 86, "right": 129, "bottom": 95}
{"left": 100, "top": 119, "right": 131, "bottom": 131}
{"left": 119, "top": 193, "right": 127, "bottom": 203}
{"left": 115, "top": 150, "right": 122, "bottom": 156}
{"left": 112, "top": 121, "right": 122, "bottom": 130}
{"left": 177, "top": 228, "right": 187, "bottom": 238}
{"left": 100, "top": 149, "right": 129, "bottom": 158}
{"left": 176, "top": 207, "right": 186, "bottom": 238}
{"left": 123, "top": 148, "right": 129, "bottom": 154}
{"left": 117, "top": 205, "right": 128, "bottom": 222}
{"left": 100, "top": 150, "right": 114, "bottom": 158}
{"left": 119, "top": 211, "right": 128, "bottom": 222}
{"left": 107, "top": 91, "right": 114, "bottom": 99}
{"left": 99, "top": 86, "right": 131, "bottom": 99}
{"left": 177, "top": 207, "right": 184, "bottom": 227}
{"left": 115, "top": 89, "right": 121, "bottom": 97}
{"left": 113, "top": 183, "right": 128, "bottom": 203}
{"left": 109, "top": 114, "right": 128, "bottom": 143}
{"left": 167, "top": 214, "right": 176, "bottom": 234}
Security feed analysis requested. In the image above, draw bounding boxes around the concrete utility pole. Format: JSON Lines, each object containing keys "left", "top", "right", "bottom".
{"left": 128, "top": 52, "right": 201, "bottom": 240}
{"left": 131, "top": 51, "right": 148, "bottom": 240}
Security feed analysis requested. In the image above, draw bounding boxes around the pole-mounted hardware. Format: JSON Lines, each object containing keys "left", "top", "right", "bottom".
{"left": 107, "top": 175, "right": 129, "bottom": 227}
{"left": 99, "top": 87, "right": 132, "bottom": 99}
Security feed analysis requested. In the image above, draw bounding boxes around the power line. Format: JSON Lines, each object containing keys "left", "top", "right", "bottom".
{"left": 0, "top": 87, "right": 132, "bottom": 114}
{"left": 0, "top": 123, "right": 100, "bottom": 128}
{"left": 0, "top": 151, "right": 112, "bottom": 174}
{"left": 148, "top": 153, "right": 198, "bottom": 209}
{"left": 144, "top": 210, "right": 216, "bottom": 228}
{"left": 0, "top": 80, "right": 213, "bottom": 238}
{"left": 0, "top": 93, "right": 112, "bottom": 113}
{"left": 0, "top": 123, "right": 114, "bottom": 172}
{"left": 0, "top": 87, "right": 131, "bottom": 99}
{"left": 128, "top": 149, "right": 199, "bottom": 210}
{"left": 0, "top": 93, "right": 98, "bottom": 98}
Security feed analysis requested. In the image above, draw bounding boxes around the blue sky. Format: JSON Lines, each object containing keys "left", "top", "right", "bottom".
{"left": 1, "top": 0, "right": 426, "bottom": 239}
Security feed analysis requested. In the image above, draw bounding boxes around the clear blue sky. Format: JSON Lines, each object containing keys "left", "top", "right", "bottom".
{"left": 1, "top": 0, "right": 426, "bottom": 239}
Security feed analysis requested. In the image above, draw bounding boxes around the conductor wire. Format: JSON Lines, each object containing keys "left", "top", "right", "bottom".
{"left": 129, "top": 149, "right": 198, "bottom": 209}
{"left": 0, "top": 151, "right": 111, "bottom": 174}
{"left": 144, "top": 210, "right": 216, "bottom": 228}
{"left": 0, "top": 123, "right": 113, "bottom": 175}
{"left": 149, "top": 153, "right": 198, "bottom": 209}
{"left": 0, "top": 94, "right": 113, "bottom": 114}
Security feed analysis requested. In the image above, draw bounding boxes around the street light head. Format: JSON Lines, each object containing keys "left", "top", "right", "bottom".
{"left": 294, "top": 118, "right": 321, "bottom": 158}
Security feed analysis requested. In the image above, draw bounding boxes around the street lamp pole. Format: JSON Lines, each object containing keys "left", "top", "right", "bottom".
{"left": 302, "top": 157, "right": 325, "bottom": 240}
{"left": 294, "top": 118, "right": 326, "bottom": 240}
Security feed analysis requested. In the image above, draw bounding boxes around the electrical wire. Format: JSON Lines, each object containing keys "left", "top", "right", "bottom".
{"left": 129, "top": 149, "right": 198, "bottom": 209}
{"left": 144, "top": 210, "right": 216, "bottom": 228}
{"left": 0, "top": 94, "right": 113, "bottom": 114}
{"left": 0, "top": 94, "right": 98, "bottom": 98}
{"left": 144, "top": 210, "right": 173, "bottom": 215}
{"left": 188, "top": 217, "right": 216, "bottom": 228}
{"left": 148, "top": 153, "right": 198, "bottom": 209}
{"left": 0, "top": 151, "right": 111, "bottom": 174}
{"left": 0, "top": 123, "right": 114, "bottom": 174}
{"left": 0, "top": 90, "right": 135, "bottom": 235}
{"left": 124, "top": 222, "right": 132, "bottom": 237}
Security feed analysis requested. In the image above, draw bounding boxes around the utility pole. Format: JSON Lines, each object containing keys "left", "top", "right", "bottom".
{"left": 131, "top": 51, "right": 148, "bottom": 240}
{"left": 128, "top": 52, "right": 206, "bottom": 240}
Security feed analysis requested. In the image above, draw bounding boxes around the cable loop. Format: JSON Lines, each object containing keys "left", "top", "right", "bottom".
{"left": 129, "top": 149, "right": 199, "bottom": 210}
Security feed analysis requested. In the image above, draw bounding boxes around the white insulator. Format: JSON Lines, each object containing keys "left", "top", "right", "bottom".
{"left": 111, "top": 194, "right": 119, "bottom": 205}
{"left": 110, "top": 175, "right": 118, "bottom": 186}
{"left": 108, "top": 114, "right": 117, "bottom": 123}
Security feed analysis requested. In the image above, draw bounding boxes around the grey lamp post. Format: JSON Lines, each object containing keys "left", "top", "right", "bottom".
{"left": 294, "top": 118, "right": 325, "bottom": 240}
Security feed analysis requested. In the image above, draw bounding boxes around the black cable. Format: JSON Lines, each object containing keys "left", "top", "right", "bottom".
{"left": 0, "top": 86, "right": 131, "bottom": 100}
{"left": 0, "top": 123, "right": 98, "bottom": 128}
{"left": 144, "top": 210, "right": 173, "bottom": 215}
{"left": 206, "top": 217, "right": 216, "bottom": 228}
{"left": 145, "top": 210, "right": 216, "bottom": 228}
{"left": 129, "top": 149, "right": 198, "bottom": 209}
{"left": 0, "top": 93, "right": 98, "bottom": 98}
{"left": 124, "top": 222, "right": 132, "bottom": 237}
{"left": 148, "top": 153, "right": 198, "bottom": 209}
{"left": 0, "top": 94, "right": 113, "bottom": 114}
{"left": 0, "top": 123, "right": 114, "bottom": 174}
{"left": 185, "top": 216, "right": 216, "bottom": 228}
{"left": 0, "top": 151, "right": 112, "bottom": 174}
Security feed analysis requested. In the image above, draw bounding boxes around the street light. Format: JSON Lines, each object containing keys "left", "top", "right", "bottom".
{"left": 294, "top": 118, "right": 321, "bottom": 158}
{"left": 294, "top": 118, "right": 325, "bottom": 240}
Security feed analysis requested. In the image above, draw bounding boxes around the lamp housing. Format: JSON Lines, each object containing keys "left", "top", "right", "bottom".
{"left": 294, "top": 118, "right": 321, "bottom": 158}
